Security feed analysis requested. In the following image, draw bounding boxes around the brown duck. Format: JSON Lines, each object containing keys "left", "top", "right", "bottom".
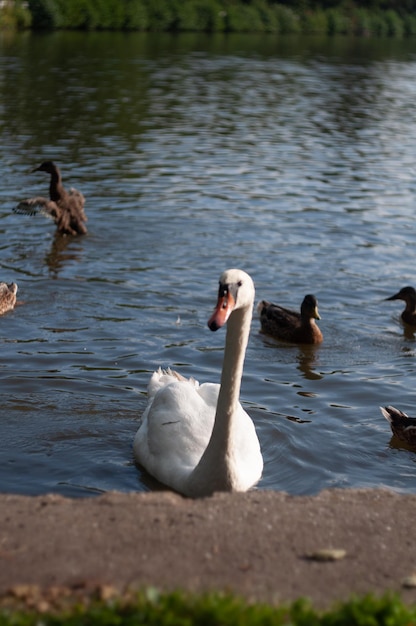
{"left": 15, "top": 161, "right": 87, "bottom": 235}
{"left": 385, "top": 286, "right": 416, "bottom": 325}
{"left": 0, "top": 282, "right": 18, "bottom": 315}
{"left": 380, "top": 406, "right": 416, "bottom": 446}
{"left": 257, "top": 294, "right": 323, "bottom": 344}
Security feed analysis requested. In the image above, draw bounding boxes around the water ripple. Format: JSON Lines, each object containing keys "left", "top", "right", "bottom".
{"left": 0, "top": 32, "right": 416, "bottom": 496}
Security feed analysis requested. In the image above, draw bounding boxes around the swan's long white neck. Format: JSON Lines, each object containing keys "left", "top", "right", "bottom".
{"left": 215, "top": 306, "right": 251, "bottom": 441}
{"left": 185, "top": 300, "right": 252, "bottom": 497}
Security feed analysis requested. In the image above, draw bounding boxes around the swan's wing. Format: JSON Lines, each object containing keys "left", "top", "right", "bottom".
{"left": 14, "top": 198, "right": 57, "bottom": 220}
{"left": 233, "top": 403, "right": 263, "bottom": 478}
{"left": 147, "top": 367, "right": 199, "bottom": 400}
{"left": 197, "top": 382, "right": 220, "bottom": 406}
{"left": 134, "top": 378, "right": 216, "bottom": 491}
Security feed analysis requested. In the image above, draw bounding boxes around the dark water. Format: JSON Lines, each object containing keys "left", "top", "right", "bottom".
{"left": 1, "top": 31, "right": 416, "bottom": 497}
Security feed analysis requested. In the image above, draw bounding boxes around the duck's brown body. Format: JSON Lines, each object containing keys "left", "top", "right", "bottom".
{"left": 380, "top": 406, "right": 416, "bottom": 445}
{"left": 258, "top": 294, "right": 323, "bottom": 344}
{"left": 0, "top": 282, "right": 18, "bottom": 315}
{"left": 15, "top": 161, "right": 87, "bottom": 236}
{"left": 385, "top": 286, "right": 416, "bottom": 326}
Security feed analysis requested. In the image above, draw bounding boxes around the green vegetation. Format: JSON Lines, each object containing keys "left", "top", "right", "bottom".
{"left": 0, "top": 0, "right": 408, "bottom": 35}
{"left": 0, "top": 1, "right": 31, "bottom": 29}
{"left": 1, "top": 590, "right": 416, "bottom": 626}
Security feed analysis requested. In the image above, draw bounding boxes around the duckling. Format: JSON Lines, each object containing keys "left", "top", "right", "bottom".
{"left": 15, "top": 161, "right": 87, "bottom": 235}
{"left": 380, "top": 406, "right": 416, "bottom": 446}
{"left": 257, "top": 294, "right": 323, "bottom": 344}
{"left": 0, "top": 282, "right": 18, "bottom": 315}
{"left": 385, "top": 286, "right": 416, "bottom": 325}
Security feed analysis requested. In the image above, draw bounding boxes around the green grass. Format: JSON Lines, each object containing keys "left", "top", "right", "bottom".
{"left": 0, "top": 590, "right": 416, "bottom": 626}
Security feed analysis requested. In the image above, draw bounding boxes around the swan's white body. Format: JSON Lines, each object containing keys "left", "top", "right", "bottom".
{"left": 133, "top": 269, "right": 263, "bottom": 498}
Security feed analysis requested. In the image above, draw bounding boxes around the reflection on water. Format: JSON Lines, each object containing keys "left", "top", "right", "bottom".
{"left": 296, "top": 347, "right": 323, "bottom": 381}
{"left": 44, "top": 233, "right": 84, "bottom": 278}
{"left": 1, "top": 31, "right": 416, "bottom": 497}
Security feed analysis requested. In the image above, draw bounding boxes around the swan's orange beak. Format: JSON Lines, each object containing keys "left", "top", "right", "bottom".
{"left": 208, "top": 292, "right": 235, "bottom": 331}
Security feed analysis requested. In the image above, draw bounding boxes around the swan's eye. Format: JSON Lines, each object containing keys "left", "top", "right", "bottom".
{"left": 237, "top": 280, "right": 243, "bottom": 287}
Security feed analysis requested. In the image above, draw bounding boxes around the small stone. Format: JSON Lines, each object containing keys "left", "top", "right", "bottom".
{"left": 97, "top": 585, "right": 118, "bottom": 601}
{"left": 402, "top": 574, "right": 416, "bottom": 588}
{"left": 305, "top": 548, "right": 347, "bottom": 562}
{"left": 8, "top": 584, "right": 39, "bottom": 599}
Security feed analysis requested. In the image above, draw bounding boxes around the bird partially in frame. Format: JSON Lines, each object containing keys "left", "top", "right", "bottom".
{"left": 257, "top": 294, "right": 323, "bottom": 344}
{"left": 0, "top": 282, "right": 18, "bottom": 315}
{"left": 380, "top": 405, "right": 416, "bottom": 446}
{"left": 385, "top": 286, "right": 416, "bottom": 326}
{"left": 15, "top": 161, "right": 87, "bottom": 236}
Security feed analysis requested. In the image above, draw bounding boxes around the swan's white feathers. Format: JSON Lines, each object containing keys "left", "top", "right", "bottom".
{"left": 134, "top": 377, "right": 219, "bottom": 490}
{"left": 134, "top": 374, "right": 261, "bottom": 495}
{"left": 146, "top": 367, "right": 199, "bottom": 400}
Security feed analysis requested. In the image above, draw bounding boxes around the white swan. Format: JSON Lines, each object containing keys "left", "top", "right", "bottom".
{"left": 133, "top": 268, "right": 263, "bottom": 497}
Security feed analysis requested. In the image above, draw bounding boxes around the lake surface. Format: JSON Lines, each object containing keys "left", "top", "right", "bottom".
{"left": 0, "top": 31, "right": 416, "bottom": 497}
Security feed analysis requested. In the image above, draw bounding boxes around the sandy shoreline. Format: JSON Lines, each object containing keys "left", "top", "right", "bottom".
{"left": 1, "top": 488, "right": 416, "bottom": 610}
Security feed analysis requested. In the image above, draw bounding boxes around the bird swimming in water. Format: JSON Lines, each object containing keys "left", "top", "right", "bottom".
{"left": 257, "top": 294, "right": 323, "bottom": 344}
{"left": 385, "top": 286, "right": 416, "bottom": 326}
{"left": 380, "top": 406, "right": 416, "bottom": 446}
{"left": 134, "top": 269, "right": 263, "bottom": 497}
{"left": 15, "top": 161, "right": 87, "bottom": 236}
{"left": 0, "top": 282, "right": 18, "bottom": 315}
